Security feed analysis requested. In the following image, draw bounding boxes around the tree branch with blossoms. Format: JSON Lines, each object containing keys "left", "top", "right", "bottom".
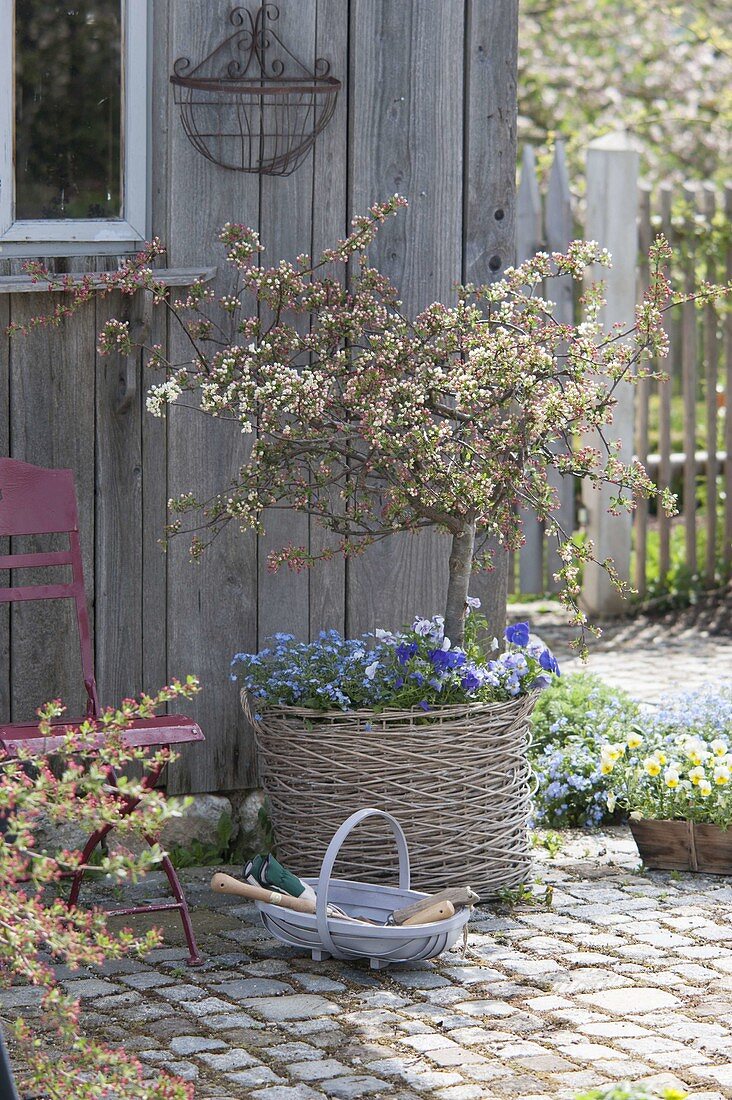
{"left": 11, "top": 198, "right": 730, "bottom": 650}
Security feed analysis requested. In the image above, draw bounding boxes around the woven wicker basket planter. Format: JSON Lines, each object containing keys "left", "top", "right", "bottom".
{"left": 630, "top": 818, "right": 732, "bottom": 874}
{"left": 244, "top": 691, "right": 536, "bottom": 898}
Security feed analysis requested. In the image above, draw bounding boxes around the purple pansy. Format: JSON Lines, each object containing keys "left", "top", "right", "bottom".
{"left": 505, "top": 621, "right": 530, "bottom": 647}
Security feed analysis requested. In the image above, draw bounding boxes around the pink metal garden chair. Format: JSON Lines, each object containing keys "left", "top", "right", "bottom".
{"left": 0, "top": 458, "right": 204, "bottom": 965}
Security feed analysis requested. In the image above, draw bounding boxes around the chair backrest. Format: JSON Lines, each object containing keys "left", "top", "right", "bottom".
{"left": 0, "top": 458, "right": 98, "bottom": 716}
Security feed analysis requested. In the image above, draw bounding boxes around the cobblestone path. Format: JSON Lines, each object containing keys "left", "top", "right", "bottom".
{"left": 7, "top": 830, "right": 732, "bottom": 1100}
{"left": 511, "top": 601, "right": 732, "bottom": 702}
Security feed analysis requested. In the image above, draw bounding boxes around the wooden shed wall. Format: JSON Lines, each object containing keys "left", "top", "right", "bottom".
{"left": 0, "top": 0, "right": 518, "bottom": 794}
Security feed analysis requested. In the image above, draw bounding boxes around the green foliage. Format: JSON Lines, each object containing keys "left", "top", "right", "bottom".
{"left": 495, "top": 880, "right": 554, "bottom": 908}
{"left": 635, "top": 485, "right": 731, "bottom": 611}
{"left": 574, "top": 1086, "right": 686, "bottom": 1100}
{"left": 531, "top": 830, "right": 564, "bottom": 857}
{"left": 529, "top": 675, "right": 640, "bottom": 829}
{"left": 531, "top": 674, "right": 639, "bottom": 755}
{"left": 256, "top": 803, "right": 277, "bottom": 855}
{"left": 168, "top": 811, "right": 236, "bottom": 868}
{"left": 520, "top": 0, "right": 731, "bottom": 187}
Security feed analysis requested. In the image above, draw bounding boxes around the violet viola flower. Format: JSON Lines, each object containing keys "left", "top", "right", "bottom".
{"left": 396, "top": 641, "right": 418, "bottom": 665}
{"left": 429, "top": 648, "right": 467, "bottom": 672}
{"left": 539, "top": 649, "right": 561, "bottom": 677}
{"left": 505, "top": 621, "right": 530, "bottom": 647}
{"left": 461, "top": 669, "right": 481, "bottom": 693}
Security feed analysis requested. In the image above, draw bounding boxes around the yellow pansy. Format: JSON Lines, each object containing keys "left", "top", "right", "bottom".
{"left": 714, "top": 766, "right": 730, "bottom": 786}
{"left": 644, "top": 757, "right": 662, "bottom": 777}
{"left": 664, "top": 768, "right": 680, "bottom": 789}
{"left": 699, "top": 779, "right": 713, "bottom": 797}
{"left": 656, "top": 752, "right": 667, "bottom": 766}
{"left": 600, "top": 760, "right": 614, "bottom": 775}
{"left": 626, "top": 731, "right": 644, "bottom": 750}
{"left": 605, "top": 745, "right": 624, "bottom": 762}
{"left": 688, "top": 766, "right": 706, "bottom": 786}
{"left": 682, "top": 737, "right": 705, "bottom": 761}
{"left": 711, "top": 739, "right": 728, "bottom": 757}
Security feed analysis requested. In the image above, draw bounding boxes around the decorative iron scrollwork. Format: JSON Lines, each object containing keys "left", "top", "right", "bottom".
{"left": 170, "top": 5, "right": 341, "bottom": 176}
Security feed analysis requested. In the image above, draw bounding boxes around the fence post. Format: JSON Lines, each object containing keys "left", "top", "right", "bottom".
{"left": 582, "top": 132, "right": 640, "bottom": 615}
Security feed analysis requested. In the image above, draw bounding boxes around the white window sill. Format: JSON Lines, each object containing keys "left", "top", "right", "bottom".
{"left": 0, "top": 266, "right": 217, "bottom": 294}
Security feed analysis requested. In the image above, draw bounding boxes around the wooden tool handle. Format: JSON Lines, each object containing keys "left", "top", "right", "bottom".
{"left": 392, "top": 886, "right": 478, "bottom": 925}
{"left": 401, "top": 900, "right": 455, "bottom": 926}
{"left": 210, "top": 872, "right": 316, "bottom": 914}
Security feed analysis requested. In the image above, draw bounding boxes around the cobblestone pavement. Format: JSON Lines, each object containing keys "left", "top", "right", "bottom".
{"left": 510, "top": 600, "right": 732, "bottom": 702}
{"left": 7, "top": 831, "right": 732, "bottom": 1100}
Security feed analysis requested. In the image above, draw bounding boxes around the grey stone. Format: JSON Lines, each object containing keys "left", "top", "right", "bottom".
{"left": 199, "top": 1047, "right": 259, "bottom": 1071}
{"left": 229, "top": 1067, "right": 284, "bottom": 1087}
{"left": 214, "top": 977, "right": 292, "bottom": 998}
{"left": 251, "top": 1088, "right": 323, "bottom": 1100}
{"left": 181, "top": 996, "right": 237, "bottom": 1016}
{"left": 0, "top": 987, "right": 43, "bottom": 1009}
{"left": 325, "top": 1076, "right": 391, "bottom": 1098}
{"left": 121, "top": 972, "right": 176, "bottom": 990}
{"left": 157, "top": 983, "right": 206, "bottom": 1002}
{"left": 170, "top": 1035, "right": 227, "bottom": 1055}
{"left": 291, "top": 1059, "right": 352, "bottom": 1081}
{"left": 160, "top": 793, "right": 237, "bottom": 848}
{"left": 61, "top": 978, "right": 119, "bottom": 999}
{"left": 203, "top": 1011, "right": 263, "bottom": 1030}
{"left": 244, "top": 994, "right": 340, "bottom": 1022}
{"left": 167, "top": 1060, "right": 199, "bottom": 1081}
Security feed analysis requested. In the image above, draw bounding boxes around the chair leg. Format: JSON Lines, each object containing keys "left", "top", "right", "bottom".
{"left": 68, "top": 825, "right": 112, "bottom": 909}
{"left": 154, "top": 844, "right": 204, "bottom": 967}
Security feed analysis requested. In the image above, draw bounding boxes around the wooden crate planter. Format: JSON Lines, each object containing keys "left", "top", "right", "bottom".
{"left": 630, "top": 818, "right": 732, "bottom": 874}
{"left": 245, "top": 692, "right": 536, "bottom": 899}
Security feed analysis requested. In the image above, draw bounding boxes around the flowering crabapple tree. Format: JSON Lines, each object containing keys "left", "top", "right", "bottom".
{"left": 0, "top": 678, "right": 199, "bottom": 1100}
{"left": 12, "top": 198, "right": 728, "bottom": 650}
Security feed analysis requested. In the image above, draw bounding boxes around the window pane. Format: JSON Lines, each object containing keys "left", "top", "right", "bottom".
{"left": 15, "top": 1, "right": 122, "bottom": 221}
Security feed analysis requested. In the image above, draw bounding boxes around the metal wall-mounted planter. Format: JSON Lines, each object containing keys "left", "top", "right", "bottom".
{"left": 170, "top": 4, "right": 340, "bottom": 175}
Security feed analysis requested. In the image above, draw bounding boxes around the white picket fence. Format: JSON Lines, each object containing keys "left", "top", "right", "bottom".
{"left": 513, "top": 136, "right": 732, "bottom": 612}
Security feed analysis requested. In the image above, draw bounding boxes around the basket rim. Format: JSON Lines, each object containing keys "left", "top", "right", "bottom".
{"left": 256, "top": 875, "right": 472, "bottom": 937}
{"left": 242, "top": 689, "right": 536, "bottom": 722}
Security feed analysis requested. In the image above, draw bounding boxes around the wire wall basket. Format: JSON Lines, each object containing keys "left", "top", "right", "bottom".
{"left": 170, "top": 4, "right": 341, "bottom": 176}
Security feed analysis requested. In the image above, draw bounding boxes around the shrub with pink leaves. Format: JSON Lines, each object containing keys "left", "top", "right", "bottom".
{"left": 0, "top": 678, "right": 199, "bottom": 1100}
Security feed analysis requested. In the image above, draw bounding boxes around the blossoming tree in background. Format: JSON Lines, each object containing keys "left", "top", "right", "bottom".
{"left": 0, "top": 679, "right": 198, "bottom": 1100}
{"left": 14, "top": 198, "right": 728, "bottom": 650}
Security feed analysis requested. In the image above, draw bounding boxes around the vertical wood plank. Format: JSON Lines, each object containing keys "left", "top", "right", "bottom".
{"left": 462, "top": 0, "right": 517, "bottom": 636}
{"left": 257, "top": 1, "right": 316, "bottom": 647}
{"left": 725, "top": 184, "right": 732, "bottom": 570}
{"left": 0, "top": 287, "right": 9, "bottom": 718}
{"left": 544, "top": 139, "right": 576, "bottom": 594}
{"left": 634, "top": 183, "right": 652, "bottom": 597}
{"left": 702, "top": 185, "right": 718, "bottom": 584}
{"left": 658, "top": 184, "right": 675, "bottom": 580}
{"left": 94, "top": 283, "right": 143, "bottom": 705}
{"left": 346, "top": 0, "right": 464, "bottom": 637}
{"left": 515, "top": 146, "right": 544, "bottom": 596}
{"left": 142, "top": 0, "right": 171, "bottom": 700}
{"left": 681, "top": 182, "right": 699, "bottom": 577}
{"left": 165, "top": 0, "right": 259, "bottom": 793}
{"left": 9, "top": 288, "right": 96, "bottom": 719}
{"left": 307, "top": 0, "right": 349, "bottom": 639}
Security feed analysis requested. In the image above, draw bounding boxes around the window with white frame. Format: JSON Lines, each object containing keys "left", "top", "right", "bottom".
{"left": 0, "top": 0, "right": 148, "bottom": 255}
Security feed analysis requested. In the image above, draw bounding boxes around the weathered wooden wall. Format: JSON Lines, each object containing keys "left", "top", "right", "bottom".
{"left": 0, "top": 0, "right": 518, "bottom": 794}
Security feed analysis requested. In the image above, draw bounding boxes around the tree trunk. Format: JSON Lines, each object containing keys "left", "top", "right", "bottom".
{"left": 444, "top": 520, "right": 476, "bottom": 648}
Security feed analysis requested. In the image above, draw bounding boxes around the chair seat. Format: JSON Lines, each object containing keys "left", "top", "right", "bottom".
{"left": 0, "top": 714, "right": 204, "bottom": 757}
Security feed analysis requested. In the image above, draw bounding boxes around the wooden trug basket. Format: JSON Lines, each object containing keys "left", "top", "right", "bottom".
{"left": 255, "top": 808, "right": 472, "bottom": 969}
